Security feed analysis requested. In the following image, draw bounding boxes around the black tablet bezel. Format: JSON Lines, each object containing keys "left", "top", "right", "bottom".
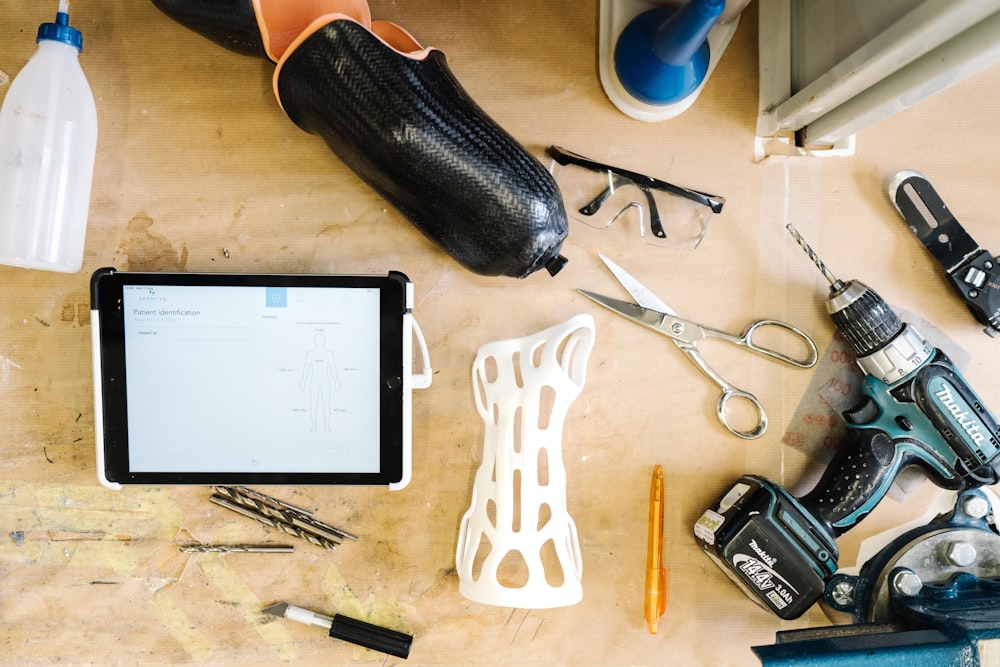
{"left": 91, "top": 268, "right": 410, "bottom": 486}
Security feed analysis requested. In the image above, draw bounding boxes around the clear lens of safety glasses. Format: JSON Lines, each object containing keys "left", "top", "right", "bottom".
{"left": 547, "top": 146, "right": 725, "bottom": 249}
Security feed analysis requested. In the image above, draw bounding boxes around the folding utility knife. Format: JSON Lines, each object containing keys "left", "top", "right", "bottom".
{"left": 890, "top": 170, "right": 1000, "bottom": 337}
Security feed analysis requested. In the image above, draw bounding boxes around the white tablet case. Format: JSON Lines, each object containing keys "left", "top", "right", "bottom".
{"left": 91, "top": 278, "right": 431, "bottom": 490}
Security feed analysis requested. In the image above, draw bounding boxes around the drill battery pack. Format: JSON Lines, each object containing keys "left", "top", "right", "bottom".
{"left": 694, "top": 475, "right": 839, "bottom": 619}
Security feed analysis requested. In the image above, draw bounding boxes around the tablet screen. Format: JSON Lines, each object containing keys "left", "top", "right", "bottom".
{"left": 92, "top": 270, "right": 410, "bottom": 486}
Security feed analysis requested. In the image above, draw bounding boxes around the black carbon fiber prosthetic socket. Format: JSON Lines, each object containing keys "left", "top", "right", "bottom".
{"left": 276, "top": 19, "right": 569, "bottom": 278}
{"left": 151, "top": 0, "right": 266, "bottom": 58}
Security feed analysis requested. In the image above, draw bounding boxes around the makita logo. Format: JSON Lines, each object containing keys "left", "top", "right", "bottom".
{"left": 936, "top": 384, "right": 987, "bottom": 447}
{"left": 748, "top": 539, "right": 777, "bottom": 567}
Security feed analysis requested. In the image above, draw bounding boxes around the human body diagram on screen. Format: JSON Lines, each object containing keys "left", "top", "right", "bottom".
{"left": 299, "top": 333, "right": 343, "bottom": 432}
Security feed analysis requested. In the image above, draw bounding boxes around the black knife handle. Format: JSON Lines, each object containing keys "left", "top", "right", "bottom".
{"left": 329, "top": 614, "right": 413, "bottom": 659}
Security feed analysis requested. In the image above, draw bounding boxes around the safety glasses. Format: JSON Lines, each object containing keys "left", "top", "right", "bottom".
{"left": 547, "top": 146, "right": 725, "bottom": 249}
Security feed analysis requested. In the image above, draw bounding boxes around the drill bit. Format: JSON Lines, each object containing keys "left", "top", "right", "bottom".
{"left": 226, "top": 485, "right": 314, "bottom": 518}
{"left": 209, "top": 494, "right": 341, "bottom": 550}
{"left": 213, "top": 486, "right": 358, "bottom": 542}
{"left": 785, "top": 224, "right": 844, "bottom": 290}
{"left": 179, "top": 544, "right": 295, "bottom": 553}
{"left": 786, "top": 223, "right": 905, "bottom": 358}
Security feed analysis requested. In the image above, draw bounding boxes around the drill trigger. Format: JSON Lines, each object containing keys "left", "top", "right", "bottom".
{"left": 843, "top": 396, "right": 880, "bottom": 426}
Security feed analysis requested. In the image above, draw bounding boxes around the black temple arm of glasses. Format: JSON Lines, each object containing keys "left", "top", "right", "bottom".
{"left": 578, "top": 176, "right": 666, "bottom": 238}
{"left": 547, "top": 145, "right": 725, "bottom": 214}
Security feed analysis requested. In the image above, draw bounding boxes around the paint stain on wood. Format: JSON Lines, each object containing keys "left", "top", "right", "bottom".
{"left": 60, "top": 302, "right": 91, "bottom": 326}
{"left": 119, "top": 212, "right": 188, "bottom": 271}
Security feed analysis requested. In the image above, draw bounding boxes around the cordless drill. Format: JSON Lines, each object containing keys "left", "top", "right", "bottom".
{"left": 694, "top": 225, "right": 1000, "bottom": 619}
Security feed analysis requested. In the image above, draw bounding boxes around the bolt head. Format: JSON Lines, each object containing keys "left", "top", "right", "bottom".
{"left": 830, "top": 580, "right": 855, "bottom": 606}
{"left": 946, "top": 540, "right": 977, "bottom": 567}
{"left": 961, "top": 494, "right": 991, "bottom": 519}
{"left": 892, "top": 569, "right": 923, "bottom": 597}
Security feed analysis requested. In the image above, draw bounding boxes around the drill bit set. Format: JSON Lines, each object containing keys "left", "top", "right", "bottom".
{"left": 209, "top": 486, "right": 357, "bottom": 551}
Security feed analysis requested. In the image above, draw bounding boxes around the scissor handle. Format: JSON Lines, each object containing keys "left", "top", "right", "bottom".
{"left": 676, "top": 343, "right": 769, "bottom": 440}
{"left": 717, "top": 387, "right": 768, "bottom": 440}
{"left": 735, "top": 319, "right": 818, "bottom": 368}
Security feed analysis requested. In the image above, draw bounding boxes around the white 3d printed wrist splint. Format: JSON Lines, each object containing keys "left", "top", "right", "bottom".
{"left": 456, "top": 314, "right": 595, "bottom": 608}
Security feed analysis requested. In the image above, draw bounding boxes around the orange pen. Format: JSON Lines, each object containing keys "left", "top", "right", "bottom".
{"left": 645, "top": 465, "right": 667, "bottom": 634}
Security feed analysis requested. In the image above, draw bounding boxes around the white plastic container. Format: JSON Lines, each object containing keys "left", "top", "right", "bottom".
{"left": 0, "top": 4, "right": 97, "bottom": 273}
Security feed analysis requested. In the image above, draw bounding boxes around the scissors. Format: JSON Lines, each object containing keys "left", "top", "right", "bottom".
{"left": 579, "top": 254, "right": 818, "bottom": 439}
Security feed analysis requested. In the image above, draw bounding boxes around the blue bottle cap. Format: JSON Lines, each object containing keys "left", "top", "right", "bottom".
{"left": 37, "top": 11, "right": 83, "bottom": 51}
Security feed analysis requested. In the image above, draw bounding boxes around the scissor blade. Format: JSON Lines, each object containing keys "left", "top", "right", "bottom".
{"left": 578, "top": 289, "right": 670, "bottom": 332}
{"left": 598, "top": 254, "right": 677, "bottom": 315}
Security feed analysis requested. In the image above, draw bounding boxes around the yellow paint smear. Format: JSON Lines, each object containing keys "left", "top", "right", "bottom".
{"left": 320, "top": 563, "right": 416, "bottom": 660}
{"left": 149, "top": 592, "right": 215, "bottom": 663}
{"left": 198, "top": 554, "right": 298, "bottom": 662}
{"left": 0, "top": 481, "right": 184, "bottom": 574}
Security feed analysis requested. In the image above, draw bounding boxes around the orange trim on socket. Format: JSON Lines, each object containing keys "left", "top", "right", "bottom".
{"left": 253, "top": 0, "right": 372, "bottom": 61}
{"left": 370, "top": 20, "right": 432, "bottom": 57}
{"left": 272, "top": 14, "right": 436, "bottom": 115}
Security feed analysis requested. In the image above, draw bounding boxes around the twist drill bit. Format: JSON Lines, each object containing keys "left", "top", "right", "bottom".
{"left": 228, "top": 485, "right": 314, "bottom": 518}
{"left": 786, "top": 224, "right": 843, "bottom": 289}
{"left": 213, "top": 486, "right": 358, "bottom": 542}
{"left": 179, "top": 544, "right": 295, "bottom": 553}
{"left": 209, "top": 494, "right": 341, "bottom": 550}
{"left": 786, "top": 224, "right": 904, "bottom": 357}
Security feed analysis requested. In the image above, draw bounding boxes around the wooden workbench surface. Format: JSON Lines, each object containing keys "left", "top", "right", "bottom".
{"left": 2, "top": 2, "right": 999, "bottom": 665}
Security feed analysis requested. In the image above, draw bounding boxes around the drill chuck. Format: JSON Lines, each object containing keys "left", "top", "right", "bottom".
{"left": 786, "top": 224, "right": 935, "bottom": 386}
{"left": 827, "top": 279, "right": 904, "bottom": 358}
{"left": 785, "top": 224, "right": 928, "bottom": 379}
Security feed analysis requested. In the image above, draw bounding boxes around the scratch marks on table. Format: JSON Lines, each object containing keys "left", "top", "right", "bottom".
{"left": 503, "top": 609, "right": 545, "bottom": 646}
{"left": 148, "top": 591, "right": 215, "bottom": 663}
{"left": 418, "top": 270, "right": 454, "bottom": 307}
{"left": 0, "top": 481, "right": 261, "bottom": 661}
{"left": 408, "top": 566, "right": 457, "bottom": 599}
{"left": 0, "top": 482, "right": 184, "bottom": 571}
{"left": 0, "top": 353, "right": 21, "bottom": 384}
{"left": 189, "top": 555, "right": 298, "bottom": 661}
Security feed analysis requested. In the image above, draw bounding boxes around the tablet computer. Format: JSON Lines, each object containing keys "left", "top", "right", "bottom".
{"left": 90, "top": 268, "right": 431, "bottom": 490}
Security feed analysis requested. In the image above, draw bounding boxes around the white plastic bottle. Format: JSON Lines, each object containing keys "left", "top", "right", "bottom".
{"left": 0, "top": 2, "right": 97, "bottom": 273}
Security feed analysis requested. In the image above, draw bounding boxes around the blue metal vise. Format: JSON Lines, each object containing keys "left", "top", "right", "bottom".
{"left": 752, "top": 489, "right": 1000, "bottom": 666}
